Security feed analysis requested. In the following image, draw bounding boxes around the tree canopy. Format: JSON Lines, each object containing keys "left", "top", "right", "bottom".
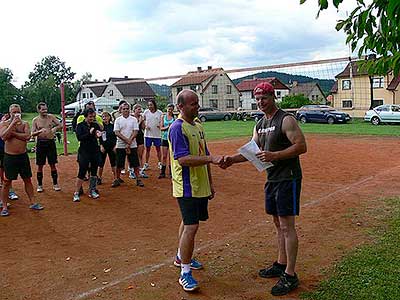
{"left": 0, "top": 68, "right": 20, "bottom": 113}
{"left": 301, "top": 0, "right": 400, "bottom": 76}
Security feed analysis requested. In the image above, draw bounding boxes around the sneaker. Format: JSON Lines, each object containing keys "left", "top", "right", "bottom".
{"left": 0, "top": 202, "right": 10, "bottom": 209}
{"left": 73, "top": 192, "right": 80, "bottom": 202}
{"left": 37, "top": 186, "right": 44, "bottom": 193}
{"left": 29, "top": 203, "right": 44, "bottom": 210}
{"left": 8, "top": 191, "right": 19, "bottom": 200}
{"left": 1, "top": 209, "right": 9, "bottom": 217}
{"left": 136, "top": 180, "right": 144, "bottom": 187}
{"left": 97, "top": 177, "right": 102, "bottom": 185}
{"left": 121, "top": 169, "right": 126, "bottom": 175}
{"left": 178, "top": 271, "right": 199, "bottom": 292}
{"left": 111, "top": 179, "right": 120, "bottom": 188}
{"left": 139, "top": 169, "right": 149, "bottom": 178}
{"left": 117, "top": 178, "right": 124, "bottom": 184}
{"left": 143, "top": 163, "right": 149, "bottom": 170}
{"left": 174, "top": 256, "right": 204, "bottom": 270}
{"left": 88, "top": 190, "right": 100, "bottom": 199}
{"left": 158, "top": 162, "right": 162, "bottom": 169}
{"left": 259, "top": 261, "right": 286, "bottom": 278}
{"left": 271, "top": 273, "right": 299, "bottom": 296}
{"left": 53, "top": 184, "right": 61, "bottom": 191}
{"left": 129, "top": 170, "right": 136, "bottom": 179}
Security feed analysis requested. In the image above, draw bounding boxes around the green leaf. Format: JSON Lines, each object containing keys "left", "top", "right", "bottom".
{"left": 319, "top": 0, "right": 328, "bottom": 10}
{"left": 299, "top": 0, "right": 307, "bottom": 4}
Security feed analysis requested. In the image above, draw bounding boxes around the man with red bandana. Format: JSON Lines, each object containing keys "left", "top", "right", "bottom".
{"left": 221, "top": 82, "right": 307, "bottom": 296}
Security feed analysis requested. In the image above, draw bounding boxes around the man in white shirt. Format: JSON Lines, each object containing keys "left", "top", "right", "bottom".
{"left": 113, "top": 102, "right": 144, "bottom": 188}
{"left": 143, "top": 99, "right": 163, "bottom": 170}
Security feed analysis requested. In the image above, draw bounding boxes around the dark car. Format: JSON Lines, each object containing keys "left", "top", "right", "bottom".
{"left": 250, "top": 111, "right": 265, "bottom": 122}
{"left": 198, "top": 107, "right": 232, "bottom": 122}
{"left": 296, "top": 105, "right": 351, "bottom": 124}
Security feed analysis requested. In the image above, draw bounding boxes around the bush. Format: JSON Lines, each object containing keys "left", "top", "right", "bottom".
{"left": 280, "top": 94, "right": 312, "bottom": 109}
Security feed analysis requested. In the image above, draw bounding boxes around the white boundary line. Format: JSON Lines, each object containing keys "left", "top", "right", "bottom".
{"left": 71, "top": 164, "right": 400, "bottom": 300}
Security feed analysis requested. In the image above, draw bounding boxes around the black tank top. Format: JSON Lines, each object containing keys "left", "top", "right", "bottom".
{"left": 255, "top": 109, "right": 302, "bottom": 182}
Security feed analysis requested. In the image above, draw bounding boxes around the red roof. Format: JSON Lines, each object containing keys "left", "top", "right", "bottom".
{"left": 236, "top": 77, "right": 289, "bottom": 92}
{"left": 171, "top": 68, "right": 223, "bottom": 87}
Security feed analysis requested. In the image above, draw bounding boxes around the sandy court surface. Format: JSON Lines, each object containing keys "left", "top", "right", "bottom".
{"left": 1, "top": 134, "right": 400, "bottom": 300}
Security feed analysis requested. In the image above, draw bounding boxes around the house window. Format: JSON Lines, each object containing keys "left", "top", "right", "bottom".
{"left": 82, "top": 93, "right": 86, "bottom": 98}
{"left": 276, "top": 91, "right": 281, "bottom": 98}
{"left": 342, "top": 100, "right": 353, "bottom": 108}
{"left": 373, "top": 77, "right": 384, "bottom": 88}
{"left": 190, "top": 85, "right": 197, "bottom": 91}
{"left": 90, "top": 92, "right": 93, "bottom": 98}
{"left": 251, "top": 103, "right": 257, "bottom": 110}
{"left": 342, "top": 80, "right": 351, "bottom": 90}
{"left": 209, "top": 99, "right": 218, "bottom": 108}
{"left": 177, "top": 87, "right": 183, "bottom": 94}
{"left": 108, "top": 90, "right": 114, "bottom": 96}
{"left": 212, "top": 85, "right": 218, "bottom": 94}
{"left": 373, "top": 99, "right": 384, "bottom": 108}
{"left": 226, "top": 99, "right": 234, "bottom": 109}
{"left": 226, "top": 85, "right": 232, "bottom": 94}
{"left": 311, "top": 95, "right": 315, "bottom": 101}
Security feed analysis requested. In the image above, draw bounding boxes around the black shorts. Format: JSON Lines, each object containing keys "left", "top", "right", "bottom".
{"left": 77, "top": 151, "right": 100, "bottom": 179}
{"left": 116, "top": 148, "right": 139, "bottom": 169}
{"left": 265, "top": 179, "right": 301, "bottom": 216}
{"left": 99, "top": 147, "right": 116, "bottom": 168}
{"left": 3, "top": 152, "right": 32, "bottom": 180}
{"left": 161, "top": 139, "right": 169, "bottom": 148}
{"left": 36, "top": 139, "right": 58, "bottom": 165}
{"left": 0, "top": 149, "right": 4, "bottom": 168}
{"left": 136, "top": 131, "right": 144, "bottom": 146}
{"left": 177, "top": 197, "right": 209, "bottom": 225}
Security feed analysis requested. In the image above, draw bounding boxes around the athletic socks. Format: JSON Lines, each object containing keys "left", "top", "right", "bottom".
{"left": 51, "top": 170, "right": 58, "bottom": 185}
{"left": 181, "top": 263, "right": 191, "bottom": 275}
{"left": 37, "top": 172, "right": 43, "bottom": 186}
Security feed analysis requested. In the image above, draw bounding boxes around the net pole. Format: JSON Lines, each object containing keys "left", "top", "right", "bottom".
{"left": 60, "top": 82, "right": 68, "bottom": 156}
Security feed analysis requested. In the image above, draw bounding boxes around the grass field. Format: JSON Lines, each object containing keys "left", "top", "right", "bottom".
{"left": 302, "top": 197, "right": 400, "bottom": 300}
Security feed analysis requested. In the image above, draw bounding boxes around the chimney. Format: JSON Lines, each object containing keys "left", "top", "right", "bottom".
{"left": 95, "top": 79, "right": 98, "bottom": 82}
{"left": 103, "top": 79, "right": 106, "bottom": 82}
{"left": 207, "top": 66, "right": 212, "bottom": 70}
{"left": 197, "top": 66, "right": 202, "bottom": 72}
{"left": 124, "top": 75, "right": 128, "bottom": 79}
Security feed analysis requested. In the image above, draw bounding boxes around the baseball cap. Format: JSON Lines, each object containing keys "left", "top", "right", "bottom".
{"left": 253, "top": 82, "right": 275, "bottom": 97}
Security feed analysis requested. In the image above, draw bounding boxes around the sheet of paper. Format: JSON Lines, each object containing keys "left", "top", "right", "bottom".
{"left": 238, "top": 140, "right": 273, "bottom": 172}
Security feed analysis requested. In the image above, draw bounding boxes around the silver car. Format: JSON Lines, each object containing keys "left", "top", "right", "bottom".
{"left": 198, "top": 107, "right": 232, "bottom": 122}
{"left": 364, "top": 104, "right": 400, "bottom": 125}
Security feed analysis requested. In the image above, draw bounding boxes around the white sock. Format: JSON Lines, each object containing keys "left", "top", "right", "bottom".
{"left": 181, "top": 263, "right": 190, "bottom": 275}
{"left": 177, "top": 248, "right": 181, "bottom": 259}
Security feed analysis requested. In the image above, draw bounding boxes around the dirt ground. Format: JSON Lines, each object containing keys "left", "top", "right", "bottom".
{"left": 1, "top": 134, "right": 400, "bottom": 300}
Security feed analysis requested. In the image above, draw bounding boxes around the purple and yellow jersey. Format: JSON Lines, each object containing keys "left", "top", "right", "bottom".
{"left": 168, "top": 117, "right": 211, "bottom": 198}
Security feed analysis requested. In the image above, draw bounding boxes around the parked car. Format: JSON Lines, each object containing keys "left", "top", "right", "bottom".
{"left": 198, "top": 107, "right": 232, "bottom": 122}
{"left": 250, "top": 111, "right": 265, "bottom": 122}
{"left": 296, "top": 105, "right": 351, "bottom": 124}
{"left": 364, "top": 104, "right": 400, "bottom": 125}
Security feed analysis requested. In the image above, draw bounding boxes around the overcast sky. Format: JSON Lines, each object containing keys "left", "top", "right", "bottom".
{"left": 0, "top": 0, "right": 358, "bottom": 86}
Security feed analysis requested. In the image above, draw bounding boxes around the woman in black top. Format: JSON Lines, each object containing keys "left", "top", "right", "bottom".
{"left": 73, "top": 108, "right": 101, "bottom": 202}
{"left": 98, "top": 111, "right": 117, "bottom": 185}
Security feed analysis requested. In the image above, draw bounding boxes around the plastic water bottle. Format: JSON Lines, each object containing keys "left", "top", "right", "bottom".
{"left": 101, "top": 131, "right": 107, "bottom": 141}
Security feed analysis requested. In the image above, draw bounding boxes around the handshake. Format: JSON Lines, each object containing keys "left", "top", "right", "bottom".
{"left": 210, "top": 155, "right": 234, "bottom": 169}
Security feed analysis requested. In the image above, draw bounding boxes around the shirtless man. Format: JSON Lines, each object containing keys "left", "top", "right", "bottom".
{"left": 0, "top": 104, "right": 44, "bottom": 217}
{"left": 31, "top": 102, "right": 62, "bottom": 192}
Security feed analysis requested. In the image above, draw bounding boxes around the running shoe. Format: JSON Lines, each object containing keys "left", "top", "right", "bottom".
{"left": 174, "top": 256, "right": 203, "bottom": 270}
{"left": 158, "top": 162, "right": 162, "bottom": 169}
{"left": 121, "top": 169, "right": 126, "bottom": 175}
{"left": 8, "top": 191, "right": 19, "bottom": 200}
{"left": 271, "top": 272, "right": 299, "bottom": 296}
{"left": 117, "top": 178, "right": 124, "bottom": 184}
{"left": 111, "top": 179, "right": 120, "bottom": 188}
{"left": 259, "top": 261, "right": 286, "bottom": 278}
{"left": 129, "top": 170, "right": 136, "bottom": 179}
{"left": 136, "top": 180, "right": 144, "bottom": 187}
{"left": 1, "top": 209, "right": 9, "bottom": 217}
{"left": 89, "top": 190, "right": 100, "bottom": 199}
{"left": 143, "top": 163, "right": 149, "bottom": 170}
{"left": 29, "top": 203, "right": 44, "bottom": 210}
{"left": 36, "top": 186, "right": 44, "bottom": 193}
{"left": 53, "top": 184, "right": 61, "bottom": 191}
{"left": 73, "top": 192, "right": 80, "bottom": 202}
{"left": 139, "top": 169, "right": 149, "bottom": 178}
{"left": 179, "top": 271, "right": 199, "bottom": 292}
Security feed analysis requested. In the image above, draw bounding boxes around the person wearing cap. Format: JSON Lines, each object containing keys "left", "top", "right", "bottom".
{"left": 158, "top": 103, "right": 175, "bottom": 178}
{"left": 220, "top": 82, "right": 307, "bottom": 296}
